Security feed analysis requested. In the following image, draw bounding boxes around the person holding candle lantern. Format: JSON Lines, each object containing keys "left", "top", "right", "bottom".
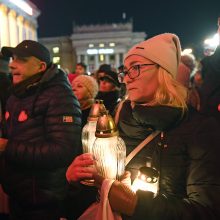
{"left": 66, "top": 33, "right": 220, "bottom": 220}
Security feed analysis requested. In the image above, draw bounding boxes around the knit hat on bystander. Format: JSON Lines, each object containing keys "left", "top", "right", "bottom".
{"left": 124, "top": 33, "right": 181, "bottom": 78}
{"left": 72, "top": 75, "right": 99, "bottom": 99}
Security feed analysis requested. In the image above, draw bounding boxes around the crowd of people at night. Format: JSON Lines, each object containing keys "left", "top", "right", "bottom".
{"left": 0, "top": 30, "right": 220, "bottom": 220}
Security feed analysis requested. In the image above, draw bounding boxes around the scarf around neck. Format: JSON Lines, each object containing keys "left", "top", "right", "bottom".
{"left": 12, "top": 72, "right": 43, "bottom": 98}
{"left": 120, "top": 100, "right": 184, "bottom": 132}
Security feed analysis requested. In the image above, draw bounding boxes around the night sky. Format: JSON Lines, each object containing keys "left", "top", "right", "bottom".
{"left": 31, "top": 0, "right": 220, "bottom": 55}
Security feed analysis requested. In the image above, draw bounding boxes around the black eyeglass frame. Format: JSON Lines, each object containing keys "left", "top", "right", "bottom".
{"left": 122, "top": 63, "right": 157, "bottom": 80}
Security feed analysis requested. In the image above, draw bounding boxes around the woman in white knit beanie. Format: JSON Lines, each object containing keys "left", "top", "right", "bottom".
{"left": 67, "top": 33, "right": 220, "bottom": 220}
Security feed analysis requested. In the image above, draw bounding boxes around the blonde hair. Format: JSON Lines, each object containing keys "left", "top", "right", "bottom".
{"left": 149, "top": 67, "right": 188, "bottom": 111}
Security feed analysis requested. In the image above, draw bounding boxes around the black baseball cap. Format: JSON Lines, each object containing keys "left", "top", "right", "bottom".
{"left": 1, "top": 40, "right": 51, "bottom": 66}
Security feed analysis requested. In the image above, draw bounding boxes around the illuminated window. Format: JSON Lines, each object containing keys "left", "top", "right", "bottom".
{"left": 89, "top": 44, "right": 94, "bottom": 48}
{"left": 53, "top": 57, "right": 60, "bottom": 63}
{"left": 99, "top": 49, "right": 114, "bottom": 54}
{"left": 99, "top": 43, "right": 105, "bottom": 48}
{"left": 99, "top": 54, "right": 105, "bottom": 62}
{"left": 109, "top": 43, "right": 115, "bottom": 47}
{"left": 87, "top": 48, "right": 114, "bottom": 55}
{"left": 87, "top": 49, "right": 98, "bottom": 55}
{"left": 53, "top": 47, "right": 59, "bottom": 53}
{"left": 58, "top": 64, "right": 61, "bottom": 69}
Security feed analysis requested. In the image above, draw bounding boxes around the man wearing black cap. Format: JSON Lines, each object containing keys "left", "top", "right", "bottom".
{"left": 0, "top": 40, "right": 82, "bottom": 220}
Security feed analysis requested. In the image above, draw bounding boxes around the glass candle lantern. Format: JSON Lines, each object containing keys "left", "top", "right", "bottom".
{"left": 131, "top": 165, "right": 159, "bottom": 196}
{"left": 82, "top": 99, "right": 106, "bottom": 154}
{"left": 92, "top": 112, "right": 126, "bottom": 180}
{"left": 81, "top": 100, "right": 106, "bottom": 185}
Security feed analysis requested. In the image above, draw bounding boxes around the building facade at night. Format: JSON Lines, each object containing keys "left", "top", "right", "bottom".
{"left": 39, "top": 36, "right": 76, "bottom": 73}
{"left": 71, "top": 21, "right": 146, "bottom": 73}
{"left": 39, "top": 21, "right": 146, "bottom": 73}
{"left": 0, "top": 0, "right": 40, "bottom": 48}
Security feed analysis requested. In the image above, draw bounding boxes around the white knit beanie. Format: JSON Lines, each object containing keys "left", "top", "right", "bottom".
{"left": 72, "top": 75, "right": 99, "bottom": 98}
{"left": 124, "top": 33, "right": 181, "bottom": 78}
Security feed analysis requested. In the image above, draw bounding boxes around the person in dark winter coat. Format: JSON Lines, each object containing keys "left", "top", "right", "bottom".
{"left": 0, "top": 53, "right": 12, "bottom": 220}
{"left": 65, "top": 75, "right": 99, "bottom": 220}
{"left": 0, "top": 40, "right": 82, "bottom": 220}
{"left": 67, "top": 33, "right": 220, "bottom": 220}
{"left": 199, "top": 45, "right": 220, "bottom": 123}
{"left": 0, "top": 53, "right": 12, "bottom": 139}
{"left": 96, "top": 68, "right": 121, "bottom": 115}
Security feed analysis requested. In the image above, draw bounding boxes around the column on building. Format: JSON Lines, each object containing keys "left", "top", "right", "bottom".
{"left": 27, "top": 22, "right": 36, "bottom": 40}
{"left": 30, "top": 23, "right": 37, "bottom": 41}
{"left": 84, "top": 54, "right": 88, "bottom": 65}
{"left": 105, "top": 54, "right": 109, "bottom": 64}
{"left": 77, "top": 54, "right": 81, "bottom": 63}
{"left": 24, "top": 20, "right": 31, "bottom": 40}
{"left": 8, "top": 9, "right": 18, "bottom": 46}
{"left": 0, "top": 4, "right": 10, "bottom": 47}
{"left": 17, "top": 15, "right": 24, "bottom": 43}
{"left": 115, "top": 53, "right": 120, "bottom": 68}
{"left": 95, "top": 54, "right": 99, "bottom": 70}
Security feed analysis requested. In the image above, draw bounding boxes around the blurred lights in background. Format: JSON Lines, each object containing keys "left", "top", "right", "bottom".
{"left": 87, "top": 48, "right": 114, "bottom": 55}
{"left": 204, "top": 33, "right": 219, "bottom": 48}
{"left": 204, "top": 16, "right": 220, "bottom": 56}
{"left": 181, "top": 48, "right": 193, "bottom": 55}
{"left": 203, "top": 33, "right": 219, "bottom": 56}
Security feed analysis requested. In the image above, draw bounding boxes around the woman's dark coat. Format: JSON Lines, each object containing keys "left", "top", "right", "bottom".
{"left": 118, "top": 100, "right": 220, "bottom": 220}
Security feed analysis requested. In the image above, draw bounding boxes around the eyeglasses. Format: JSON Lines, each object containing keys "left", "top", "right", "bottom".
{"left": 120, "top": 64, "right": 157, "bottom": 81}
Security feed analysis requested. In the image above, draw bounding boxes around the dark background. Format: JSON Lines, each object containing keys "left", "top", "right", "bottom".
{"left": 31, "top": 0, "right": 220, "bottom": 55}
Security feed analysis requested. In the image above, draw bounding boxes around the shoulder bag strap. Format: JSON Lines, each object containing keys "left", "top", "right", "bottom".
{"left": 114, "top": 100, "right": 161, "bottom": 166}
{"left": 125, "top": 131, "right": 161, "bottom": 166}
{"left": 114, "top": 99, "right": 125, "bottom": 125}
